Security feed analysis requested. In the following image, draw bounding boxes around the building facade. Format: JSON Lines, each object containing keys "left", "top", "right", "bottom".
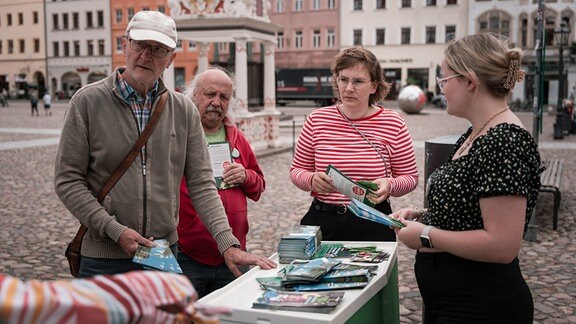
{"left": 0, "top": 0, "right": 46, "bottom": 98}
{"left": 45, "top": 0, "right": 112, "bottom": 99}
{"left": 269, "top": 0, "right": 340, "bottom": 69}
{"left": 470, "top": 0, "right": 575, "bottom": 105}
{"left": 340, "top": 0, "right": 468, "bottom": 100}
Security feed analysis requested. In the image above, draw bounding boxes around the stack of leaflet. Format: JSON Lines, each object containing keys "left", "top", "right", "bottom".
{"left": 256, "top": 258, "right": 378, "bottom": 292}
{"left": 277, "top": 225, "right": 322, "bottom": 263}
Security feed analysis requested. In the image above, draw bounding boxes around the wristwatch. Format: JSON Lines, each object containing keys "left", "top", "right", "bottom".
{"left": 420, "top": 225, "right": 434, "bottom": 248}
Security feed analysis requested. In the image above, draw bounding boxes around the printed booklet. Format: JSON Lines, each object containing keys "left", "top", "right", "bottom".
{"left": 132, "top": 239, "right": 183, "bottom": 274}
{"left": 348, "top": 199, "right": 405, "bottom": 229}
{"left": 325, "top": 165, "right": 377, "bottom": 207}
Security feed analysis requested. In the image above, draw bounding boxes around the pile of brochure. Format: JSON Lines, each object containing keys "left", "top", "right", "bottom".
{"left": 252, "top": 290, "right": 345, "bottom": 313}
{"left": 277, "top": 225, "right": 322, "bottom": 263}
{"left": 256, "top": 257, "right": 378, "bottom": 292}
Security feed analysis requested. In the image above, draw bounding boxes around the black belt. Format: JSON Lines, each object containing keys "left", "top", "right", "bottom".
{"left": 312, "top": 199, "right": 348, "bottom": 215}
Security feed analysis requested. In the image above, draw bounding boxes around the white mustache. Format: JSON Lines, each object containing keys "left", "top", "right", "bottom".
{"left": 206, "top": 105, "right": 223, "bottom": 114}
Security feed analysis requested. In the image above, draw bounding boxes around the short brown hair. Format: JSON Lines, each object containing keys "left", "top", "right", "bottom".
{"left": 330, "top": 46, "right": 390, "bottom": 105}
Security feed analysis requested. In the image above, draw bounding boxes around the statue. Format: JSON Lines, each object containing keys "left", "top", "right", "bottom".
{"left": 398, "top": 85, "right": 426, "bottom": 114}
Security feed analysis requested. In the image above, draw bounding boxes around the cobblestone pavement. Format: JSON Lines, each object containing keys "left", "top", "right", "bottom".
{"left": 1, "top": 100, "right": 575, "bottom": 323}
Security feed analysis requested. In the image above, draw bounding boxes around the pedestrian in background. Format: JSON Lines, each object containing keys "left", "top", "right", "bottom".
{"left": 289, "top": 46, "right": 419, "bottom": 242}
{"left": 43, "top": 91, "right": 52, "bottom": 116}
{"left": 393, "top": 33, "right": 539, "bottom": 323}
{"left": 54, "top": 10, "right": 275, "bottom": 278}
{"left": 0, "top": 88, "right": 8, "bottom": 107}
{"left": 29, "top": 90, "right": 39, "bottom": 116}
{"left": 178, "top": 67, "right": 266, "bottom": 298}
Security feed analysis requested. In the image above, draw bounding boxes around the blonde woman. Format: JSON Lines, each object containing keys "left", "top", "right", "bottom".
{"left": 393, "top": 33, "right": 540, "bottom": 323}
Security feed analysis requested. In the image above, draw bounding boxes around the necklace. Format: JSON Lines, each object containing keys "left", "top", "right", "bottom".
{"left": 457, "top": 107, "right": 509, "bottom": 154}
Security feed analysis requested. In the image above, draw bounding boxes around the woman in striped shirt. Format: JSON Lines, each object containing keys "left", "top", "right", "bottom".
{"left": 290, "top": 47, "right": 419, "bottom": 242}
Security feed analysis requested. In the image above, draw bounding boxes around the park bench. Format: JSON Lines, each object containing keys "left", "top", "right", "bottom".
{"left": 539, "top": 159, "right": 563, "bottom": 230}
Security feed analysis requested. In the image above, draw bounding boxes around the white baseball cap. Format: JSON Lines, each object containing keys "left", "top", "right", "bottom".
{"left": 126, "top": 11, "right": 177, "bottom": 49}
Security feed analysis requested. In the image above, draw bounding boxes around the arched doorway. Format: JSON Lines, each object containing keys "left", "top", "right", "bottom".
{"left": 61, "top": 72, "right": 81, "bottom": 99}
{"left": 87, "top": 71, "right": 107, "bottom": 85}
{"left": 33, "top": 71, "right": 46, "bottom": 96}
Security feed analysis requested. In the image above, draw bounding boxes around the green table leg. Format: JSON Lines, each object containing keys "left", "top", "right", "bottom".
{"left": 346, "top": 260, "right": 400, "bottom": 323}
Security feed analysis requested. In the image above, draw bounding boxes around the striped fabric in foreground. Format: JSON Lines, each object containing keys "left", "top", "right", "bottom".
{"left": 0, "top": 271, "right": 228, "bottom": 323}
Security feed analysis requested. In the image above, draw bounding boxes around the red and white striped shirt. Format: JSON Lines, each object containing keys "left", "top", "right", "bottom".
{"left": 290, "top": 105, "right": 419, "bottom": 205}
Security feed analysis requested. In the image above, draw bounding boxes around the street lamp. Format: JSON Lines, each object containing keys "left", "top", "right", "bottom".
{"left": 553, "top": 21, "right": 571, "bottom": 140}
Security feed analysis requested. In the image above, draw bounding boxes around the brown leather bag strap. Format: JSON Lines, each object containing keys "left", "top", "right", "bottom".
{"left": 74, "top": 92, "right": 168, "bottom": 239}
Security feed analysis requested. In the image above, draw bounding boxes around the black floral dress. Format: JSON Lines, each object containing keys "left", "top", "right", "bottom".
{"left": 417, "top": 123, "right": 541, "bottom": 324}
{"left": 424, "top": 123, "right": 541, "bottom": 232}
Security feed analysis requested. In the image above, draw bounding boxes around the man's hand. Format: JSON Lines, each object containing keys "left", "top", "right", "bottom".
{"left": 118, "top": 228, "right": 155, "bottom": 257}
{"left": 222, "top": 161, "right": 246, "bottom": 185}
{"left": 222, "top": 247, "right": 277, "bottom": 277}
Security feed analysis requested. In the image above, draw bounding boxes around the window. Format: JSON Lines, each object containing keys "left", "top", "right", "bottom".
{"left": 116, "top": 37, "right": 123, "bottom": 51}
{"left": 521, "top": 18, "right": 528, "bottom": 47}
{"left": 353, "top": 29, "right": 362, "bottom": 45}
{"left": 401, "top": 27, "right": 411, "bottom": 44}
{"left": 53, "top": 41, "right": 59, "bottom": 57}
{"left": 7, "top": 13, "right": 12, "bottom": 26}
{"left": 74, "top": 41, "right": 80, "bottom": 56}
{"left": 115, "top": 9, "right": 122, "bottom": 23}
{"left": 33, "top": 11, "right": 39, "bottom": 24}
{"left": 188, "top": 41, "right": 196, "bottom": 50}
{"left": 127, "top": 8, "right": 135, "bottom": 21}
{"left": 142, "top": 6, "right": 150, "bottom": 11}
{"left": 327, "top": 29, "right": 335, "bottom": 47}
{"left": 295, "top": 30, "right": 303, "bottom": 48}
{"left": 34, "top": 38, "right": 40, "bottom": 53}
{"left": 313, "top": 30, "right": 321, "bottom": 48}
{"left": 63, "top": 41, "right": 69, "bottom": 56}
{"left": 376, "top": 0, "right": 386, "bottom": 9}
{"left": 87, "top": 40, "right": 93, "bottom": 56}
{"left": 176, "top": 40, "right": 183, "bottom": 50}
{"left": 19, "top": 39, "right": 24, "bottom": 53}
{"left": 376, "top": 28, "right": 385, "bottom": 45}
{"left": 73, "top": 12, "right": 79, "bottom": 29}
{"left": 426, "top": 0, "right": 436, "bottom": 6}
{"left": 295, "top": 0, "right": 303, "bottom": 11}
{"left": 63, "top": 13, "right": 69, "bottom": 29}
{"left": 277, "top": 32, "right": 284, "bottom": 49}
{"left": 328, "top": 0, "right": 336, "bottom": 9}
{"left": 97, "top": 11, "right": 104, "bottom": 27}
{"left": 276, "top": 0, "right": 284, "bottom": 13}
{"left": 158, "top": 6, "right": 165, "bottom": 14}
{"left": 313, "top": 0, "right": 320, "bottom": 10}
{"left": 353, "top": 0, "right": 363, "bottom": 10}
{"left": 8, "top": 40, "right": 14, "bottom": 54}
{"left": 86, "top": 12, "right": 93, "bottom": 28}
{"left": 445, "top": 25, "right": 456, "bottom": 42}
{"left": 401, "top": 0, "right": 411, "bottom": 8}
{"left": 52, "top": 14, "right": 59, "bottom": 30}
{"left": 98, "top": 39, "right": 105, "bottom": 55}
{"left": 426, "top": 26, "right": 436, "bottom": 44}
{"left": 478, "top": 10, "right": 511, "bottom": 38}
{"left": 447, "top": 0, "right": 457, "bottom": 4}
{"left": 18, "top": 12, "right": 23, "bottom": 25}
{"left": 0, "top": 41, "right": 2, "bottom": 54}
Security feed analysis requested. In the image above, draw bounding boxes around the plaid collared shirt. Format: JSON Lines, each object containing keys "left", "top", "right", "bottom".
{"left": 115, "top": 69, "right": 159, "bottom": 171}
{"left": 115, "top": 69, "right": 158, "bottom": 134}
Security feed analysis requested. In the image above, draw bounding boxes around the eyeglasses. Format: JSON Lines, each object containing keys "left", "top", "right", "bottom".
{"left": 436, "top": 74, "right": 462, "bottom": 92}
{"left": 128, "top": 38, "right": 173, "bottom": 58}
{"left": 337, "top": 76, "right": 372, "bottom": 90}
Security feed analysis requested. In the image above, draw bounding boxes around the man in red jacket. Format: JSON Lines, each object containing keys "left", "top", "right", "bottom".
{"left": 178, "top": 67, "right": 269, "bottom": 297}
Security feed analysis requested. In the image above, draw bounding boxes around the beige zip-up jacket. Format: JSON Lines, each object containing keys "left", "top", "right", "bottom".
{"left": 54, "top": 71, "right": 239, "bottom": 258}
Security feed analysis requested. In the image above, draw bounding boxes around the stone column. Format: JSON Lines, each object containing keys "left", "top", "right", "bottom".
{"left": 197, "top": 42, "right": 209, "bottom": 74}
{"left": 263, "top": 40, "right": 278, "bottom": 112}
{"left": 234, "top": 37, "right": 249, "bottom": 115}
